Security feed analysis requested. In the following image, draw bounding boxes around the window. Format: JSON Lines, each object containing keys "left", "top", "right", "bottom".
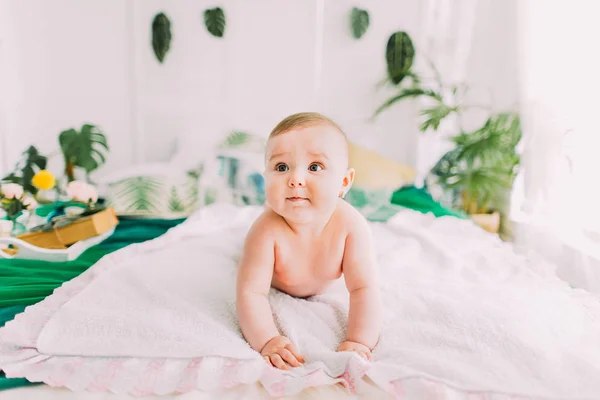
{"left": 513, "top": 0, "right": 600, "bottom": 245}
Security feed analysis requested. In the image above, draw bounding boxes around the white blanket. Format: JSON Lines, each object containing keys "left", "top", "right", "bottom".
{"left": 2, "top": 204, "right": 600, "bottom": 399}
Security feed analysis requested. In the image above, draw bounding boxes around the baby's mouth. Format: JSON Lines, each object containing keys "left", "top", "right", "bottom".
{"left": 286, "top": 197, "right": 308, "bottom": 202}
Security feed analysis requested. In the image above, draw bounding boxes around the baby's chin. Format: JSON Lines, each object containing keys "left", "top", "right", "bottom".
{"left": 275, "top": 205, "right": 315, "bottom": 223}
{"left": 270, "top": 202, "right": 336, "bottom": 225}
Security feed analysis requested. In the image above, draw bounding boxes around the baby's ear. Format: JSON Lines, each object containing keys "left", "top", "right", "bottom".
{"left": 341, "top": 168, "right": 355, "bottom": 196}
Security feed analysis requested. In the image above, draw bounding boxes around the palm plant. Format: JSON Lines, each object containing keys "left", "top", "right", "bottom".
{"left": 429, "top": 113, "right": 521, "bottom": 214}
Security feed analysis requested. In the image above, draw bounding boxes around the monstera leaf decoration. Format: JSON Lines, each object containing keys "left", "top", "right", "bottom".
{"left": 386, "top": 31, "right": 415, "bottom": 85}
{"left": 204, "top": 7, "right": 226, "bottom": 38}
{"left": 152, "top": 12, "right": 172, "bottom": 63}
{"left": 350, "top": 7, "right": 370, "bottom": 39}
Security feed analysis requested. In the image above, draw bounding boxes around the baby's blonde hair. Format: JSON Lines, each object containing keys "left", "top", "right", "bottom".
{"left": 268, "top": 112, "right": 348, "bottom": 142}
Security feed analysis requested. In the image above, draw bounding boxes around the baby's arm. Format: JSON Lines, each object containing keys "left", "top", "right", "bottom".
{"left": 236, "top": 215, "right": 304, "bottom": 369}
{"left": 340, "top": 212, "right": 382, "bottom": 353}
{"left": 236, "top": 217, "right": 279, "bottom": 352}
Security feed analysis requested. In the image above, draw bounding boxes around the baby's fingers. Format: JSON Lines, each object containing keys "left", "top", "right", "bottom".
{"left": 269, "top": 354, "right": 289, "bottom": 370}
{"left": 285, "top": 343, "right": 305, "bottom": 364}
{"left": 278, "top": 348, "right": 302, "bottom": 368}
{"left": 263, "top": 355, "right": 273, "bottom": 367}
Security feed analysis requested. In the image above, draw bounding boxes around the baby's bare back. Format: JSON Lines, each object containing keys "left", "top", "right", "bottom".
{"left": 269, "top": 201, "right": 353, "bottom": 298}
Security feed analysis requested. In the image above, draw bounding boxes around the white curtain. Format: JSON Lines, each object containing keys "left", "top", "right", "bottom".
{"left": 413, "top": 0, "right": 480, "bottom": 185}
{"left": 513, "top": 0, "right": 600, "bottom": 291}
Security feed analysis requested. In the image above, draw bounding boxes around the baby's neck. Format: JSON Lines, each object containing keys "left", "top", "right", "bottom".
{"left": 284, "top": 214, "right": 333, "bottom": 239}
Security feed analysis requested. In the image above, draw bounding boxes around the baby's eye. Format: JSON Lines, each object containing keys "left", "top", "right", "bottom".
{"left": 276, "top": 163, "right": 289, "bottom": 172}
{"left": 308, "top": 163, "right": 323, "bottom": 172}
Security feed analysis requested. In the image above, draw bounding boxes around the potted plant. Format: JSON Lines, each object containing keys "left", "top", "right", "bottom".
{"left": 59, "top": 123, "right": 109, "bottom": 183}
{"left": 426, "top": 113, "right": 521, "bottom": 233}
{"left": 374, "top": 31, "right": 521, "bottom": 234}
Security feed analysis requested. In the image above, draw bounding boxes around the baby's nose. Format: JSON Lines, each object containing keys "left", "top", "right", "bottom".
{"left": 288, "top": 174, "right": 306, "bottom": 188}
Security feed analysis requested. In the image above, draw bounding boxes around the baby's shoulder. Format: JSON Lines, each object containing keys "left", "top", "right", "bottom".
{"left": 336, "top": 199, "right": 369, "bottom": 232}
{"left": 245, "top": 208, "right": 286, "bottom": 241}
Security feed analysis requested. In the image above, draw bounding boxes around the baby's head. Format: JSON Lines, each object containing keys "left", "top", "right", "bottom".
{"left": 264, "top": 112, "right": 355, "bottom": 224}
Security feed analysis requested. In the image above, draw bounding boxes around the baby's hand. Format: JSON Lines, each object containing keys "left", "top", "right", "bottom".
{"left": 261, "top": 336, "right": 305, "bottom": 370}
{"left": 336, "top": 340, "right": 373, "bottom": 361}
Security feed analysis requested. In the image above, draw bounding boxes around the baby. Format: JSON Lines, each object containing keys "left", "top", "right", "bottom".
{"left": 236, "top": 112, "right": 381, "bottom": 370}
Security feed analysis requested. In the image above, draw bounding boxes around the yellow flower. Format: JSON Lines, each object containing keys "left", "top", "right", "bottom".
{"left": 32, "top": 170, "right": 56, "bottom": 190}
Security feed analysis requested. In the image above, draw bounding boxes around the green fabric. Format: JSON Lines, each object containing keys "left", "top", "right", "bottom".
{"left": 391, "top": 185, "right": 468, "bottom": 219}
{"left": 0, "top": 218, "right": 184, "bottom": 392}
{"left": 348, "top": 184, "right": 466, "bottom": 222}
{"left": 0, "top": 306, "right": 33, "bottom": 391}
{"left": 0, "top": 218, "right": 184, "bottom": 307}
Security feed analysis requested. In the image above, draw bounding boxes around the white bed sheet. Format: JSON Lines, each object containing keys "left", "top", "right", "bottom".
{"left": 1, "top": 381, "right": 390, "bottom": 400}
{"left": 2, "top": 204, "right": 600, "bottom": 399}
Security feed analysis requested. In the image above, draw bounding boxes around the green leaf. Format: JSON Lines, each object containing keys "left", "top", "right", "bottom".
{"left": 374, "top": 88, "right": 442, "bottom": 117}
{"left": 185, "top": 169, "right": 202, "bottom": 208}
{"left": 386, "top": 31, "right": 415, "bottom": 85}
{"left": 112, "top": 176, "right": 164, "bottom": 213}
{"left": 219, "top": 131, "right": 251, "bottom": 148}
{"left": 2, "top": 146, "right": 48, "bottom": 195}
{"left": 450, "top": 112, "right": 521, "bottom": 169}
{"left": 432, "top": 125, "right": 519, "bottom": 213}
{"left": 419, "top": 104, "right": 458, "bottom": 132}
{"left": 350, "top": 7, "right": 369, "bottom": 39}
{"left": 168, "top": 186, "right": 185, "bottom": 212}
{"left": 204, "top": 7, "right": 226, "bottom": 38}
{"left": 152, "top": 12, "right": 172, "bottom": 63}
{"left": 59, "top": 124, "right": 109, "bottom": 174}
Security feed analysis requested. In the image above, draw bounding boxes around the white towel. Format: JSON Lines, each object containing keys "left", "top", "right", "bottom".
{"left": 2, "top": 204, "right": 600, "bottom": 399}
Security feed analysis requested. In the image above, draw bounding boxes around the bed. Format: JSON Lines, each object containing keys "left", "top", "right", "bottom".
{"left": 0, "top": 189, "right": 444, "bottom": 400}
{"left": 2, "top": 201, "right": 600, "bottom": 399}
{"left": 2, "top": 144, "right": 600, "bottom": 399}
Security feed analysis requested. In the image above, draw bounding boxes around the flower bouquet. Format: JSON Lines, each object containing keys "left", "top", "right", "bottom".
{"left": 0, "top": 183, "right": 39, "bottom": 236}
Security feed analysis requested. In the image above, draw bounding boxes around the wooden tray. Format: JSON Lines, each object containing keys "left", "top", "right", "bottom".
{"left": 0, "top": 227, "right": 115, "bottom": 262}
{"left": 17, "top": 207, "right": 119, "bottom": 249}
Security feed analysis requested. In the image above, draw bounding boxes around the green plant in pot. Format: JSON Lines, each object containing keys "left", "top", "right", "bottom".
{"left": 59, "top": 124, "right": 109, "bottom": 183}
{"left": 428, "top": 113, "right": 521, "bottom": 215}
{"left": 374, "top": 30, "right": 521, "bottom": 233}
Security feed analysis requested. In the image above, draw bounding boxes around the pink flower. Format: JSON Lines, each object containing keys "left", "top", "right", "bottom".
{"left": 66, "top": 181, "right": 98, "bottom": 204}
{"left": 23, "top": 195, "right": 38, "bottom": 210}
{"left": 0, "top": 183, "right": 24, "bottom": 199}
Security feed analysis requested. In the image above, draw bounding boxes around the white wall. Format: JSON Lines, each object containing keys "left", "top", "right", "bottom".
{"left": 0, "top": 0, "right": 519, "bottom": 181}
{"left": 0, "top": 0, "right": 136, "bottom": 177}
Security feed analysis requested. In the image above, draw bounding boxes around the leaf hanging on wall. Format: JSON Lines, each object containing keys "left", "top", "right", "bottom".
{"left": 204, "top": 7, "right": 226, "bottom": 38}
{"left": 386, "top": 31, "right": 415, "bottom": 85}
{"left": 152, "top": 12, "right": 172, "bottom": 63}
{"left": 350, "top": 7, "right": 369, "bottom": 39}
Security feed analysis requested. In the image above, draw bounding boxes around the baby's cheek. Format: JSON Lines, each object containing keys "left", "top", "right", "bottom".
{"left": 265, "top": 180, "right": 282, "bottom": 203}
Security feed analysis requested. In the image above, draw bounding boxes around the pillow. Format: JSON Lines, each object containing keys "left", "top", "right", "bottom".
{"left": 348, "top": 142, "right": 416, "bottom": 189}
{"left": 195, "top": 132, "right": 267, "bottom": 207}
{"left": 344, "top": 186, "right": 394, "bottom": 210}
{"left": 101, "top": 168, "right": 202, "bottom": 219}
